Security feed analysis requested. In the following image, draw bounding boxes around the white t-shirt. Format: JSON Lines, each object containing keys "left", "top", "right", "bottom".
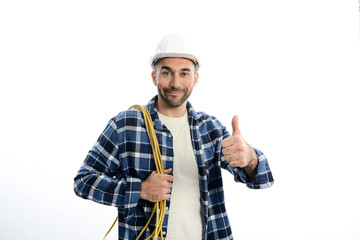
{"left": 158, "top": 111, "right": 203, "bottom": 239}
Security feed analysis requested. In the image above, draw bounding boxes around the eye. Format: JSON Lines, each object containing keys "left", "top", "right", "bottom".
{"left": 162, "top": 71, "right": 171, "bottom": 76}
{"left": 181, "top": 72, "right": 189, "bottom": 77}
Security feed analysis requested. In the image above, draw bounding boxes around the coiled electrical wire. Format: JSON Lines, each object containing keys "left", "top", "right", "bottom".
{"left": 102, "top": 105, "right": 166, "bottom": 240}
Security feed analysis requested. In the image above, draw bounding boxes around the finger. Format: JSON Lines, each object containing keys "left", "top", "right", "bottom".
{"left": 229, "top": 160, "right": 241, "bottom": 167}
{"left": 231, "top": 115, "right": 241, "bottom": 136}
{"left": 222, "top": 145, "right": 236, "bottom": 156}
{"left": 229, "top": 159, "right": 247, "bottom": 168}
{"left": 221, "top": 137, "right": 234, "bottom": 148}
{"left": 225, "top": 153, "right": 241, "bottom": 163}
{"left": 167, "top": 175, "right": 174, "bottom": 182}
{"left": 221, "top": 134, "right": 244, "bottom": 149}
{"left": 161, "top": 174, "right": 174, "bottom": 182}
{"left": 163, "top": 168, "right": 172, "bottom": 174}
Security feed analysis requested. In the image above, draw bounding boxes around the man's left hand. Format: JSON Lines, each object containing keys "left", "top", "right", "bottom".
{"left": 221, "top": 115, "right": 258, "bottom": 178}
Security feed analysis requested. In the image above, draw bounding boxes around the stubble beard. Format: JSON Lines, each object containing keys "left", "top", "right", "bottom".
{"left": 158, "top": 86, "right": 193, "bottom": 108}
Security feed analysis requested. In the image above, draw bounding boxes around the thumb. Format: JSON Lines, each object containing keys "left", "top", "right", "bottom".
{"left": 231, "top": 115, "right": 241, "bottom": 136}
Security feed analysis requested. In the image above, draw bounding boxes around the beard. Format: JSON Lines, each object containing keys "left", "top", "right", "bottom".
{"left": 158, "top": 86, "right": 193, "bottom": 108}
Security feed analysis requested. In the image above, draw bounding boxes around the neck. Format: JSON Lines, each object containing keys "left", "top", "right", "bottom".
{"left": 156, "top": 98, "right": 187, "bottom": 118}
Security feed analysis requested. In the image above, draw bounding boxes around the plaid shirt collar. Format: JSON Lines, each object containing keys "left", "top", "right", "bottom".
{"left": 146, "top": 95, "right": 202, "bottom": 131}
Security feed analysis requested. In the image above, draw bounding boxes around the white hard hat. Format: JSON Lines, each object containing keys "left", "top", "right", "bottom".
{"left": 150, "top": 33, "right": 200, "bottom": 69}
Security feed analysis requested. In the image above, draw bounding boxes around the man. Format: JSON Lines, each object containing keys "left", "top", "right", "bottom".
{"left": 74, "top": 33, "right": 274, "bottom": 240}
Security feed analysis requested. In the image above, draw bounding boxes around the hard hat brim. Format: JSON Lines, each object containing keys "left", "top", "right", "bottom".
{"left": 151, "top": 53, "right": 199, "bottom": 68}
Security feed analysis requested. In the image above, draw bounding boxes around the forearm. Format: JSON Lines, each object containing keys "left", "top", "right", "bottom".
{"left": 245, "top": 148, "right": 274, "bottom": 189}
{"left": 243, "top": 146, "right": 259, "bottom": 181}
{"left": 74, "top": 162, "right": 142, "bottom": 220}
{"left": 222, "top": 147, "right": 274, "bottom": 189}
{"left": 74, "top": 118, "right": 127, "bottom": 205}
{"left": 74, "top": 167, "right": 123, "bottom": 206}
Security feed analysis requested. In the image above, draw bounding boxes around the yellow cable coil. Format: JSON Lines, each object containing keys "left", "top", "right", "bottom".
{"left": 102, "top": 105, "right": 166, "bottom": 240}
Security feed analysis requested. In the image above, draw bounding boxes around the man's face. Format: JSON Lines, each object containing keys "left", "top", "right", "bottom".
{"left": 152, "top": 57, "right": 199, "bottom": 108}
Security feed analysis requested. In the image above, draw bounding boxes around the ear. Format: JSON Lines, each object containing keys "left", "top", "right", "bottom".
{"left": 193, "top": 72, "right": 199, "bottom": 87}
{"left": 151, "top": 71, "right": 157, "bottom": 86}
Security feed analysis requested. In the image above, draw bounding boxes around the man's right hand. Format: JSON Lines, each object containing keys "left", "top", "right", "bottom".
{"left": 140, "top": 168, "right": 173, "bottom": 202}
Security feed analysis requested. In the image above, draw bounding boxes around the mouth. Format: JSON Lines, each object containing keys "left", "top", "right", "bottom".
{"left": 165, "top": 90, "right": 184, "bottom": 97}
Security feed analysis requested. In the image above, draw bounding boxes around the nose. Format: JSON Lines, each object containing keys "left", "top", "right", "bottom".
{"left": 169, "top": 73, "right": 181, "bottom": 89}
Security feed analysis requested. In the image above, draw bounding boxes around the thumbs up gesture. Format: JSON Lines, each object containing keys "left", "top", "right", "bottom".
{"left": 221, "top": 115, "right": 258, "bottom": 178}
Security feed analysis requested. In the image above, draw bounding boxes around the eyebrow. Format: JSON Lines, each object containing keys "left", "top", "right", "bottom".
{"left": 160, "top": 66, "right": 192, "bottom": 72}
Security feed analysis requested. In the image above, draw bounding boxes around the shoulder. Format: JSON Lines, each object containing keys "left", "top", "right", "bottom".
{"left": 110, "top": 109, "right": 144, "bottom": 128}
{"left": 195, "top": 111, "right": 228, "bottom": 139}
{"left": 114, "top": 109, "right": 142, "bottom": 120}
{"left": 187, "top": 101, "right": 225, "bottom": 131}
{"left": 197, "top": 111, "right": 225, "bottom": 129}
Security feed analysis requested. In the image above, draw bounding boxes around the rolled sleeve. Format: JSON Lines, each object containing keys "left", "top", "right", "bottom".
{"left": 222, "top": 148, "right": 274, "bottom": 189}
{"left": 246, "top": 148, "right": 274, "bottom": 189}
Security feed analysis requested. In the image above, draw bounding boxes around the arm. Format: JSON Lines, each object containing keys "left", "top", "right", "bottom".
{"left": 73, "top": 118, "right": 141, "bottom": 221}
{"left": 242, "top": 145, "right": 258, "bottom": 181}
{"left": 220, "top": 116, "right": 274, "bottom": 189}
{"left": 222, "top": 147, "right": 274, "bottom": 189}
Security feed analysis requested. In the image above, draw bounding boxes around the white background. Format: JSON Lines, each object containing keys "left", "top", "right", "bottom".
{"left": 1, "top": 0, "right": 359, "bottom": 239}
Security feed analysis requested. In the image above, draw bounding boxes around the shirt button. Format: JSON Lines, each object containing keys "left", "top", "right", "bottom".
{"left": 165, "top": 207, "right": 169, "bottom": 211}
{"left": 162, "top": 231, "right": 166, "bottom": 235}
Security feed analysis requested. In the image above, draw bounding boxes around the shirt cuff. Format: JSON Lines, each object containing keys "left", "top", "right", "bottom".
{"left": 246, "top": 148, "right": 274, "bottom": 189}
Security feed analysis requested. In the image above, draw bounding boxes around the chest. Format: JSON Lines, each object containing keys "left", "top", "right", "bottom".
{"left": 119, "top": 119, "right": 222, "bottom": 181}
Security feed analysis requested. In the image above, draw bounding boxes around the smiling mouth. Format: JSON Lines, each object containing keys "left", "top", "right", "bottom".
{"left": 168, "top": 91, "right": 182, "bottom": 95}
{"left": 165, "top": 90, "right": 184, "bottom": 96}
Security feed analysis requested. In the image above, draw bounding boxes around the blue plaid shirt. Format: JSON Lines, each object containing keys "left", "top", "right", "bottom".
{"left": 74, "top": 96, "right": 274, "bottom": 240}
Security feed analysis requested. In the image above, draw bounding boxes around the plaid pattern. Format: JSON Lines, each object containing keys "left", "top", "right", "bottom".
{"left": 74, "top": 96, "right": 274, "bottom": 240}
